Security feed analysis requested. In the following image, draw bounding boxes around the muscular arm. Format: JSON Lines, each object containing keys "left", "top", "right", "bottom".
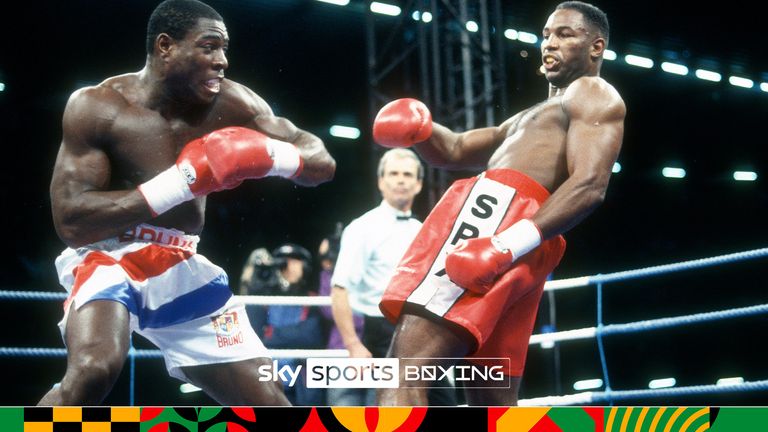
{"left": 413, "top": 123, "right": 506, "bottom": 170}
{"left": 247, "top": 114, "right": 335, "bottom": 186}
{"left": 236, "top": 85, "right": 335, "bottom": 186}
{"left": 50, "top": 88, "right": 154, "bottom": 248}
{"left": 532, "top": 77, "right": 626, "bottom": 239}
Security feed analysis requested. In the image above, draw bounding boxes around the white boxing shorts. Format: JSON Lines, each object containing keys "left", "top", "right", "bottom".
{"left": 54, "top": 224, "right": 269, "bottom": 382}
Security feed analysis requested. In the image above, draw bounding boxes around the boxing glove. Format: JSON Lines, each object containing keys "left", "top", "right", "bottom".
{"left": 373, "top": 98, "right": 433, "bottom": 148}
{"left": 139, "top": 127, "right": 303, "bottom": 216}
{"left": 445, "top": 219, "right": 542, "bottom": 294}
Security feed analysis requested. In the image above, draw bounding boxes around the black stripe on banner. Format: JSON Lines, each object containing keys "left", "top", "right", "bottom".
{"left": 82, "top": 407, "right": 111, "bottom": 422}
{"left": 24, "top": 407, "right": 53, "bottom": 421}
{"left": 53, "top": 422, "right": 82, "bottom": 432}
{"left": 112, "top": 422, "right": 141, "bottom": 432}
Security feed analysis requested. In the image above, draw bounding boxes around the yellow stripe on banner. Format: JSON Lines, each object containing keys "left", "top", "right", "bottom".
{"left": 635, "top": 407, "right": 650, "bottom": 432}
{"left": 620, "top": 407, "right": 634, "bottom": 432}
{"left": 330, "top": 407, "right": 366, "bottom": 431}
{"left": 664, "top": 407, "right": 686, "bottom": 432}
{"left": 606, "top": 407, "right": 619, "bottom": 432}
{"left": 650, "top": 407, "right": 667, "bottom": 432}
{"left": 680, "top": 408, "right": 709, "bottom": 432}
{"left": 53, "top": 407, "right": 82, "bottom": 422}
{"left": 496, "top": 407, "right": 551, "bottom": 432}
{"left": 111, "top": 407, "right": 140, "bottom": 422}
{"left": 83, "top": 423, "right": 111, "bottom": 432}
{"left": 23, "top": 423, "right": 53, "bottom": 432}
{"left": 694, "top": 422, "right": 710, "bottom": 432}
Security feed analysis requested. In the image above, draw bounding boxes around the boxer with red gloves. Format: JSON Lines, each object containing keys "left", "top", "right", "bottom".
{"left": 45, "top": 0, "right": 334, "bottom": 407}
{"left": 445, "top": 219, "right": 543, "bottom": 294}
{"left": 376, "top": 2, "right": 625, "bottom": 407}
{"left": 139, "top": 126, "right": 303, "bottom": 216}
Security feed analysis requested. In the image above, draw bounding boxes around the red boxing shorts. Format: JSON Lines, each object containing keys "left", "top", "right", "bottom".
{"left": 380, "top": 169, "right": 566, "bottom": 376}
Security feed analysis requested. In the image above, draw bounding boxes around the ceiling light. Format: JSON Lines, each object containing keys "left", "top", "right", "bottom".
{"left": 624, "top": 55, "right": 654, "bottom": 69}
{"left": 661, "top": 62, "right": 688, "bottom": 75}
{"left": 330, "top": 125, "right": 361, "bottom": 139}
{"left": 370, "top": 2, "right": 401, "bottom": 16}
{"left": 695, "top": 69, "right": 721, "bottom": 82}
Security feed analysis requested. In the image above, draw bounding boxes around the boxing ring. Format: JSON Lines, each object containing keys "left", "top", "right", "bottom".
{"left": 2, "top": 247, "right": 768, "bottom": 406}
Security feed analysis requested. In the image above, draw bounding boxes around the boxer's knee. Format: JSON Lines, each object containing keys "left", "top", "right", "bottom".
{"left": 389, "top": 309, "right": 475, "bottom": 359}
{"left": 61, "top": 351, "right": 125, "bottom": 404}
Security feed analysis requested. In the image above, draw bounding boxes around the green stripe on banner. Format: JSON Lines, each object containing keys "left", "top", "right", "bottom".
{"left": 711, "top": 408, "right": 768, "bottom": 431}
{"left": 548, "top": 407, "right": 600, "bottom": 431}
{"left": 0, "top": 407, "right": 23, "bottom": 432}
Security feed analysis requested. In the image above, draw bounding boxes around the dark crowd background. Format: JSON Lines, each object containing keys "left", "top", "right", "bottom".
{"left": 1, "top": 0, "right": 766, "bottom": 405}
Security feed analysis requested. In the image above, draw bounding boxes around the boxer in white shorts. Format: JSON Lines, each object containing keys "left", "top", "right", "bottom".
{"left": 42, "top": 0, "right": 335, "bottom": 405}
{"left": 55, "top": 224, "right": 269, "bottom": 383}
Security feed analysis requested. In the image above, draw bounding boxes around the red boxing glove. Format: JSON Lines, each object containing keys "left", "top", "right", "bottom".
{"left": 445, "top": 237, "right": 514, "bottom": 294}
{"left": 373, "top": 98, "right": 433, "bottom": 148}
{"left": 175, "top": 137, "right": 230, "bottom": 196}
{"left": 204, "top": 126, "right": 303, "bottom": 187}
{"left": 139, "top": 127, "right": 303, "bottom": 216}
{"left": 445, "top": 219, "right": 543, "bottom": 294}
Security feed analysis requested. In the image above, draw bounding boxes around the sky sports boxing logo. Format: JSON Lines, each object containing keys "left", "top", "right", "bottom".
{"left": 304, "top": 357, "right": 511, "bottom": 389}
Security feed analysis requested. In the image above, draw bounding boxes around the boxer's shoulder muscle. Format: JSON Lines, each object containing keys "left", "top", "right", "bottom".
{"left": 562, "top": 76, "right": 625, "bottom": 122}
{"left": 64, "top": 75, "right": 161, "bottom": 145}
{"left": 216, "top": 80, "right": 274, "bottom": 122}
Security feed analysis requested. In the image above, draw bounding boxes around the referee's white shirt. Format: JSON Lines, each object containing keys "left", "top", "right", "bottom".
{"left": 331, "top": 200, "right": 422, "bottom": 318}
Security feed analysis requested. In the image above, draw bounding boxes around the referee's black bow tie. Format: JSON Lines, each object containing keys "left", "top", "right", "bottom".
{"left": 396, "top": 215, "right": 413, "bottom": 220}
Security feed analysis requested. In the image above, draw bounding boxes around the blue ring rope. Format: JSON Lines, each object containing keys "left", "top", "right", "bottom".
{"left": 587, "top": 247, "right": 768, "bottom": 285}
{"left": 601, "top": 303, "right": 768, "bottom": 336}
{"left": 0, "top": 347, "right": 162, "bottom": 358}
{"left": 0, "top": 291, "right": 67, "bottom": 300}
{"left": 590, "top": 380, "right": 768, "bottom": 403}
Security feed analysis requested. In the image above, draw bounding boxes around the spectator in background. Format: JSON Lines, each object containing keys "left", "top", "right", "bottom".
{"left": 239, "top": 247, "right": 280, "bottom": 340}
{"left": 240, "top": 243, "right": 325, "bottom": 405}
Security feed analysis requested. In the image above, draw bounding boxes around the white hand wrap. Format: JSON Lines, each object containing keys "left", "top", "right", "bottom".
{"left": 137, "top": 166, "right": 195, "bottom": 216}
{"left": 266, "top": 138, "right": 302, "bottom": 178}
{"left": 492, "top": 219, "right": 543, "bottom": 261}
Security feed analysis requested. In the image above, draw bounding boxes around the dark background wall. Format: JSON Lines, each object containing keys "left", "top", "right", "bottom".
{"left": 1, "top": 0, "right": 766, "bottom": 405}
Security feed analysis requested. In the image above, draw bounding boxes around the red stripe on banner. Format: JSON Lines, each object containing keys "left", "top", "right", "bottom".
{"left": 365, "top": 407, "right": 379, "bottom": 431}
{"left": 299, "top": 407, "right": 328, "bottom": 432}
{"left": 583, "top": 407, "right": 604, "bottom": 432}
{"left": 231, "top": 407, "right": 257, "bottom": 423}
{"left": 394, "top": 407, "right": 427, "bottom": 432}
{"left": 487, "top": 407, "right": 508, "bottom": 432}
{"left": 530, "top": 415, "right": 563, "bottom": 432}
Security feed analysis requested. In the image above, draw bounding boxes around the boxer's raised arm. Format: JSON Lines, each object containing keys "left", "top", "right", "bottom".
{"left": 247, "top": 114, "right": 335, "bottom": 187}
{"left": 229, "top": 83, "right": 334, "bottom": 187}
{"left": 372, "top": 98, "right": 506, "bottom": 170}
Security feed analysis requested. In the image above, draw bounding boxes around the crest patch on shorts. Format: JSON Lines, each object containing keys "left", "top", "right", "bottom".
{"left": 212, "top": 311, "right": 244, "bottom": 348}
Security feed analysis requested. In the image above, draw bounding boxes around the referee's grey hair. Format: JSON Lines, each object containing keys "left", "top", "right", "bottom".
{"left": 377, "top": 148, "right": 424, "bottom": 180}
